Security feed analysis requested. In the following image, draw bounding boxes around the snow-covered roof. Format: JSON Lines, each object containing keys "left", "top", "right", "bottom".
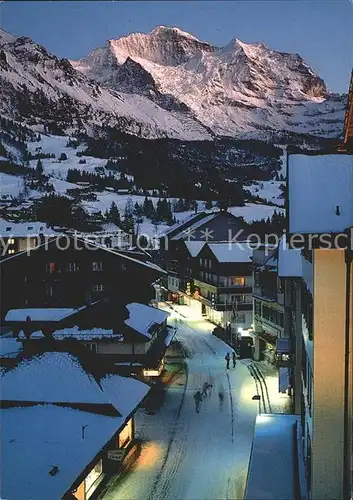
{"left": 0, "top": 352, "right": 109, "bottom": 405}
{"left": 0, "top": 219, "right": 55, "bottom": 237}
{"left": 184, "top": 240, "right": 206, "bottom": 257}
{"left": 5, "top": 307, "right": 86, "bottom": 322}
{"left": 165, "top": 327, "right": 177, "bottom": 347}
{"left": 207, "top": 242, "right": 253, "bottom": 263}
{"left": 125, "top": 303, "right": 169, "bottom": 339}
{"left": 1, "top": 405, "right": 119, "bottom": 500}
{"left": 278, "top": 237, "right": 303, "bottom": 277}
{"left": 172, "top": 213, "right": 218, "bottom": 240}
{"left": 245, "top": 414, "right": 301, "bottom": 500}
{"left": 1, "top": 366, "right": 149, "bottom": 500}
{"left": 0, "top": 235, "right": 166, "bottom": 275}
{"left": 158, "top": 212, "right": 201, "bottom": 237}
{"left": 0, "top": 338, "right": 22, "bottom": 358}
{"left": 47, "top": 326, "right": 124, "bottom": 341}
{"left": 100, "top": 373, "right": 150, "bottom": 418}
{"left": 288, "top": 154, "right": 353, "bottom": 234}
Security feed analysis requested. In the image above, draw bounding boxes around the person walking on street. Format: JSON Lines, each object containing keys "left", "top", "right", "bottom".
{"left": 225, "top": 352, "right": 230, "bottom": 369}
{"left": 232, "top": 351, "right": 237, "bottom": 368}
{"left": 193, "top": 390, "right": 203, "bottom": 413}
{"left": 202, "top": 382, "right": 209, "bottom": 398}
{"left": 218, "top": 388, "right": 224, "bottom": 410}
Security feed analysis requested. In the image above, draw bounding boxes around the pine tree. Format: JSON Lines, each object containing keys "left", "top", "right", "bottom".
{"left": 109, "top": 201, "right": 121, "bottom": 226}
{"left": 58, "top": 152, "right": 68, "bottom": 161}
{"left": 36, "top": 159, "right": 44, "bottom": 177}
{"left": 134, "top": 202, "right": 142, "bottom": 216}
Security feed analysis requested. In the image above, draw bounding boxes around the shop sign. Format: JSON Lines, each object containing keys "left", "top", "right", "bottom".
{"left": 107, "top": 449, "right": 126, "bottom": 462}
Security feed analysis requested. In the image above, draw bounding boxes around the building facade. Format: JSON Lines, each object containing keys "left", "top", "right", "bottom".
{"left": 287, "top": 150, "right": 353, "bottom": 499}
{"left": 0, "top": 235, "right": 165, "bottom": 322}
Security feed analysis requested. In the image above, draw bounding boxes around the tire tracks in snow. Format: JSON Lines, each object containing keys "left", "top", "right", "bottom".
{"left": 226, "top": 372, "right": 235, "bottom": 444}
{"left": 147, "top": 341, "right": 189, "bottom": 500}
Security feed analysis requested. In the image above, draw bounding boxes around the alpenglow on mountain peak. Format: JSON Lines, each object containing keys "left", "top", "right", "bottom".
{"left": 0, "top": 25, "right": 346, "bottom": 140}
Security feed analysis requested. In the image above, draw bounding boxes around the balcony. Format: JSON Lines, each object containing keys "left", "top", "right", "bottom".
{"left": 218, "top": 286, "right": 252, "bottom": 294}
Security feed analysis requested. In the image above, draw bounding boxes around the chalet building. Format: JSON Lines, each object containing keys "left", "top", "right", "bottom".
{"left": 0, "top": 235, "right": 166, "bottom": 322}
{"left": 0, "top": 352, "right": 150, "bottom": 500}
{"left": 158, "top": 208, "right": 249, "bottom": 297}
{"left": 179, "top": 242, "right": 253, "bottom": 334}
{"left": 5, "top": 302, "right": 173, "bottom": 379}
{"left": 287, "top": 80, "right": 353, "bottom": 500}
{"left": 0, "top": 219, "right": 58, "bottom": 256}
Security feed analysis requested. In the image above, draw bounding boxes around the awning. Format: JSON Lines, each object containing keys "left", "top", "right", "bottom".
{"left": 276, "top": 338, "right": 291, "bottom": 354}
{"left": 279, "top": 367, "right": 290, "bottom": 392}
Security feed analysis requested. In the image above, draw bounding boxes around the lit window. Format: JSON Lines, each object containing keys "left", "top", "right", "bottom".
{"left": 8, "top": 249, "right": 15, "bottom": 254}
{"left": 93, "top": 284, "right": 104, "bottom": 292}
{"left": 231, "top": 277, "right": 245, "bottom": 286}
{"left": 92, "top": 261, "right": 103, "bottom": 271}
{"left": 46, "top": 262, "right": 56, "bottom": 273}
{"left": 7, "top": 238, "right": 15, "bottom": 245}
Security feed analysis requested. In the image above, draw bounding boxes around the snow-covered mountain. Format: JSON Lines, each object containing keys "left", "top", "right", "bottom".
{"left": 0, "top": 28, "right": 210, "bottom": 140}
{"left": 72, "top": 26, "right": 346, "bottom": 139}
{"left": 0, "top": 26, "right": 346, "bottom": 141}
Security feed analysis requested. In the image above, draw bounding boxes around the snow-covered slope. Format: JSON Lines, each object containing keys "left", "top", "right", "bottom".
{"left": 0, "top": 29, "right": 210, "bottom": 141}
{"left": 72, "top": 26, "right": 346, "bottom": 139}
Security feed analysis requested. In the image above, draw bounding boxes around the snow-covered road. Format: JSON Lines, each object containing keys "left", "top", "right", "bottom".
{"left": 103, "top": 305, "right": 259, "bottom": 500}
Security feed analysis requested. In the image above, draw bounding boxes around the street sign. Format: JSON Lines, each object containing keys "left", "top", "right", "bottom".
{"left": 107, "top": 449, "right": 126, "bottom": 462}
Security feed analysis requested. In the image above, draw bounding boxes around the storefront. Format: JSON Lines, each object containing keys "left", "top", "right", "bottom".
{"left": 85, "top": 460, "right": 104, "bottom": 499}
{"left": 143, "top": 357, "right": 165, "bottom": 378}
{"left": 118, "top": 418, "right": 133, "bottom": 448}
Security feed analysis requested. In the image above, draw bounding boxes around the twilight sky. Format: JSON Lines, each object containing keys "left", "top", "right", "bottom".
{"left": 1, "top": 1, "right": 352, "bottom": 93}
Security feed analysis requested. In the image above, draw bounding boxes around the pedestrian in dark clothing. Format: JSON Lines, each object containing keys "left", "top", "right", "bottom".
{"left": 202, "top": 382, "right": 209, "bottom": 398}
{"left": 193, "top": 390, "right": 203, "bottom": 413}
{"left": 218, "top": 390, "right": 224, "bottom": 409}
{"left": 225, "top": 352, "right": 230, "bottom": 369}
{"left": 232, "top": 351, "right": 237, "bottom": 368}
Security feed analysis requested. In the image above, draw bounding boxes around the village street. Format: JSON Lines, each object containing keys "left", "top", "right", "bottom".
{"left": 101, "top": 304, "right": 260, "bottom": 500}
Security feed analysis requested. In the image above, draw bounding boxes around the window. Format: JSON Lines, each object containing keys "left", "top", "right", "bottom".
{"left": 45, "top": 284, "right": 53, "bottom": 297}
{"left": 236, "top": 313, "right": 246, "bottom": 323}
{"left": 89, "top": 343, "right": 97, "bottom": 353}
{"left": 199, "top": 258, "right": 203, "bottom": 266}
{"left": 93, "top": 284, "right": 104, "bottom": 292}
{"left": 6, "top": 227, "right": 11, "bottom": 232}
{"left": 254, "top": 272, "right": 260, "bottom": 287}
{"left": 92, "top": 261, "right": 103, "bottom": 271}
{"left": 234, "top": 294, "right": 246, "bottom": 303}
{"left": 27, "top": 226, "right": 33, "bottom": 230}
{"left": 208, "top": 260, "right": 212, "bottom": 269}
{"left": 231, "top": 277, "right": 245, "bottom": 286}
{"left": 67, "top": 262, "right": 79, "bottom": 272}
{"left": 7, "top": 238, "right": 15, "bottom": 245}
{"left": 46, "top": 262, "right": 56, "bottom": 273}
{"left": 8, "top": 249, "right": 15, "bottom": 254}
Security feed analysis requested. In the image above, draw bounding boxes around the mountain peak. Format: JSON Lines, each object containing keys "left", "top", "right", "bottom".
{"left": 150, "top": 26, "right": 201, "bottom": 42}
{"left": 0, "top": 28, "right": 17, "bottom": 46}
